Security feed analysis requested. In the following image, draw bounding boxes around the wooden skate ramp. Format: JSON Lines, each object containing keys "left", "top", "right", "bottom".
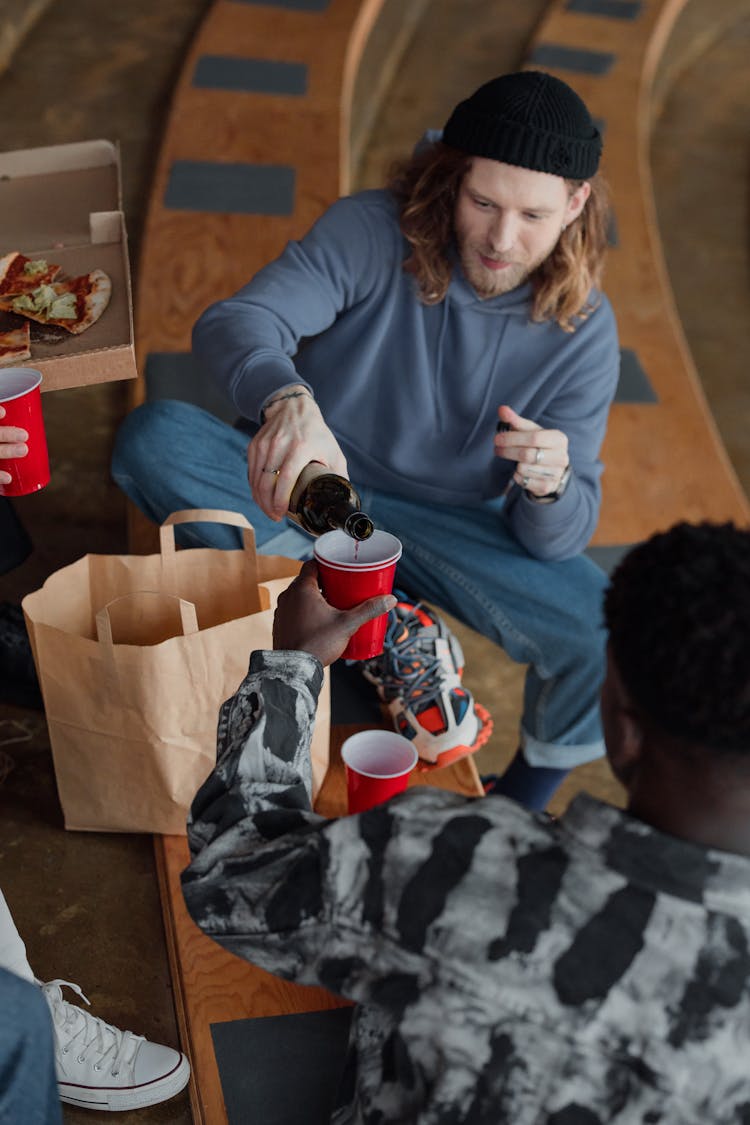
{"left": 133, "top": 0, "right": 749, "bottom": 1120}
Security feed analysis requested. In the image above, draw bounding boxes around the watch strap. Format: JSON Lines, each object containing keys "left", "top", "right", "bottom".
{"left": 525, "top": 463, "right": 572, "bottom": 504}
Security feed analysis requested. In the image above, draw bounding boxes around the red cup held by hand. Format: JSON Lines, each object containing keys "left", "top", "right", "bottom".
{"left": 0, "top": 368, "right": 50, "bottom": 497}
{"left": 314, "top": 529, "right": 402, "bottom": 660}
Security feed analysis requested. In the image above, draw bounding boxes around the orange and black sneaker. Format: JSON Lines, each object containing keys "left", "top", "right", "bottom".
{"left": 362, "top": 593, "right": 492, "bottom": 769}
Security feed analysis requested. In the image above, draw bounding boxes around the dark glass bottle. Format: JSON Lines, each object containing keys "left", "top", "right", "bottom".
{"left": 288, "top": 463, "right": 374, "bottom": 541}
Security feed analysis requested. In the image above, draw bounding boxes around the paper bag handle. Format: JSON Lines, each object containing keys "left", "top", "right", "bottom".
{"left": 95, "top": 591, "right": 200, "bottom": 647}
{"left": 159, "top": 509, "right": 257, "bottom": 552}
{"left": 94, "top": 592, "right": 205, "bottom": 697}
{"left": 159, "top": 509, "right": 259, "bottom": 588}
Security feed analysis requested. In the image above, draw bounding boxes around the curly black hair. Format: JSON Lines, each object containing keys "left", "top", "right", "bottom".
{"left": 604, "top": 521, "right": 750, "bottom": 753}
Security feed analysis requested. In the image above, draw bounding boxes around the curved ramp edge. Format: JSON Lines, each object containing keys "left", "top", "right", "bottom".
{"left": 131, "top": 0, "right": 386, "bottom": 421}
{"left": 525, "top": 0, "right": 749, "bottom": 564}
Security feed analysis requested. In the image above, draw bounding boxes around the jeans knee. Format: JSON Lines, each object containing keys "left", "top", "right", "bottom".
{"left": 111, "top": 400, "right": 191, "bottom": 484}
{"left": 567, "top": 619, "right": 607, "bottom": 679}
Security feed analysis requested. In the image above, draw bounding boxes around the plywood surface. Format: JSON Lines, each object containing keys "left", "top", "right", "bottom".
{"left": 530, "top": 0, "right": 749, "bottom": 540}
{"left": 146, "top": 1, "right": 749, "bottom": 1119}
{"left": 131, "top": 0, "right": 385, "bottom": 391}
{"left": 156, "top": 722, "right": 482, "bottom": 1124}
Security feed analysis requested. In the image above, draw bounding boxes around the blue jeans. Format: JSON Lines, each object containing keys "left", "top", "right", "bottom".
{"left": 0, "top": 969, "right": 61, "bottom": 1125}
{"left": 112, "top": 401, "right": 608, "bottom": 768}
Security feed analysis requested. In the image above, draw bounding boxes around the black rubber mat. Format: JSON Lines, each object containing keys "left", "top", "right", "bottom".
{"left": 585, "top": 543, "right": 634, "bottom": 575}
{"left": 529, "top": 42, "right": 616, "bottom": 74}
{"left": 565, "top": 0, "right": 641, "bottom": 18}
{"left": 144, "top": 352, "right": 237, "bottom": 422}
{"left": 229, "top": 0, "right": 330, "bottom": 9}
{"left": 616, "top": 348, "right": 659, "bottom": 403}
{"left": 211, "top": 1007, "right": 352, "bottom": 1124}
{"left": 192, "top": 55, "right": 308, "bottom": 95}
{"left": 164, "top": 160, "right": 295, "bottom": 215}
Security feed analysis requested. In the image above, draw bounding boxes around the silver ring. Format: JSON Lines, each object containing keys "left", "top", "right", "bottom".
{"left": 262, "top": 467, "right": 281, "bottom": 475}
{"left": 521, "top": 475, "right": 530, "bottom": 488}
{"left": 535, "top": 448, "right": 544, "bottom": 465}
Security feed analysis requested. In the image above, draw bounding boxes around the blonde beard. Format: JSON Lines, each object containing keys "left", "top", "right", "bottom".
{"left": 460, "top": 252, "right": 531, "bottom": 297}
{"left": 457, "top": 233, "right": 561, "bottom": 298}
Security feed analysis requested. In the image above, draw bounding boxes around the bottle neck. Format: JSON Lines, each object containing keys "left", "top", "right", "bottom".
{"left": 287, "top": 463, "right": 373, "bottom": 540}
{"left": 343, "top": 511, "right": 374, "bottom": 541}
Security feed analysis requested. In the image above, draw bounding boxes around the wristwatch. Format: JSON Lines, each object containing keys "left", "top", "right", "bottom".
{"left": 525, "top": 464, "right": 572, "bottom": 504}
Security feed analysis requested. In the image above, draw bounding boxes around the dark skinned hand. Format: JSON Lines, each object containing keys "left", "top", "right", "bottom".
{"left": 273, "top": 559, "right": 396, "bottom": 667}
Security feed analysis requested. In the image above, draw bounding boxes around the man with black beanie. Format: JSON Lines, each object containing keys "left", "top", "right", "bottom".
{"left": 113, "top": 71, "right": 620, "bottom": 810}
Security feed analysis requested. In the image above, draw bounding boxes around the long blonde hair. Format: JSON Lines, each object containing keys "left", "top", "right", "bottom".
{"left": 387, "top": 141, "right": 611, "bottom": 332}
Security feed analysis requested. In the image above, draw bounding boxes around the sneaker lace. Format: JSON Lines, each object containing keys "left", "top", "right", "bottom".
{"left": 44, "top": 979, "right": 143, "bottom": 1076}
{"left": 378, "top": 606, "right": 447, "bottom": 712}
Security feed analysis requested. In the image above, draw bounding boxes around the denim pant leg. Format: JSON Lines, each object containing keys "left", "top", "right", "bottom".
{"left": 112, "top": 405, "right": 606, "bottom": 764}
{"left": 360, "top": 487, "right": 608, "bottom": 768}
{"left": 0, "top": 969, "right": 61, "bottom": 1125}
{"left": 111, "top": 401, "right": 314, "bottom": 556}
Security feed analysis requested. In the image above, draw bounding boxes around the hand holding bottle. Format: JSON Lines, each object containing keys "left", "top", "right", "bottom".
{"left": 289, "top": 463, "right": 373, "bottom": 541}
{"left": 247, "top": 386, "right": 348, "bottom": 520}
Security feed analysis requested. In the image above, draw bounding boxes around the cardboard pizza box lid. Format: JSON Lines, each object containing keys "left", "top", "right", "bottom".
{"left": 0, "top": 139, "right": 136, "bottom": 391}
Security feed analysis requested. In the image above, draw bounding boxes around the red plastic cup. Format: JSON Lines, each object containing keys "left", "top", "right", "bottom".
{"left": 314, "top": 529, "right": 402, "bottom": 660}
{"left": 0, "top": 368, "right": 50, "bottom": 497}
{"left": 341, "top": 729, "right": 418, "bottom": 814}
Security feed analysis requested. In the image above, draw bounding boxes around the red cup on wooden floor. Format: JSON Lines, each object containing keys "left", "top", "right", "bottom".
{"left": 314, "top": 529, "right": 402, "bottom": 660}
{"left": 0, "top": 368, "right": 50, "bottom": 496}
{"left": 341, "top": 729, "right": 418, "bottom": 814}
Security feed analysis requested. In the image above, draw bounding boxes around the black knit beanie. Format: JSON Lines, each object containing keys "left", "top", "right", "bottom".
{"left": 443, "top": 70, "right": 602, "bottom": 179}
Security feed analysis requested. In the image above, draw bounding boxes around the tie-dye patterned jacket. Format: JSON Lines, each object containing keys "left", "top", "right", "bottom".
{"left": 183, "top": 650, "right": 750, "bottom": 1124}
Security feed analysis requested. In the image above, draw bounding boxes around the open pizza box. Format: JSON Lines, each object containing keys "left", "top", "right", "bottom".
{"left": 0, "top": 139, "right": 136, "bottom": 392}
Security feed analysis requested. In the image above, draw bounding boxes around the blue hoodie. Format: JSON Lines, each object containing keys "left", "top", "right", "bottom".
{"left": 193, "top": 189, "right": 620, "bottom": 560}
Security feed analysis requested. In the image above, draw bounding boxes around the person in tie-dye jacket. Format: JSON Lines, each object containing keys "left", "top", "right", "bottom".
{"left": 183, "top": 521, "right": 750, "bottom": 1124}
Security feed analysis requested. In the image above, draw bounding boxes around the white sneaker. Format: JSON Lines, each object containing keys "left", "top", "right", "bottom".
{"left": 40, "top": 978, "right": 190, "bottom": 1112}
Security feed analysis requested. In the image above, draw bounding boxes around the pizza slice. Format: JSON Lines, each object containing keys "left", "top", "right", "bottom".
{"left": 0, "top": 322, "right": 31, "bottom": 364}
{"left": 0, "top": 251, "right": 61, "bottom": 296}
{"left": 0, "top": 269, "right": 112, "bottom": 335}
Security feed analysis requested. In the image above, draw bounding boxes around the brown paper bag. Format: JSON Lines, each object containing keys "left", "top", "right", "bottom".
{"left": 22, "top": 509, "right": 331, "bottom": 834}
